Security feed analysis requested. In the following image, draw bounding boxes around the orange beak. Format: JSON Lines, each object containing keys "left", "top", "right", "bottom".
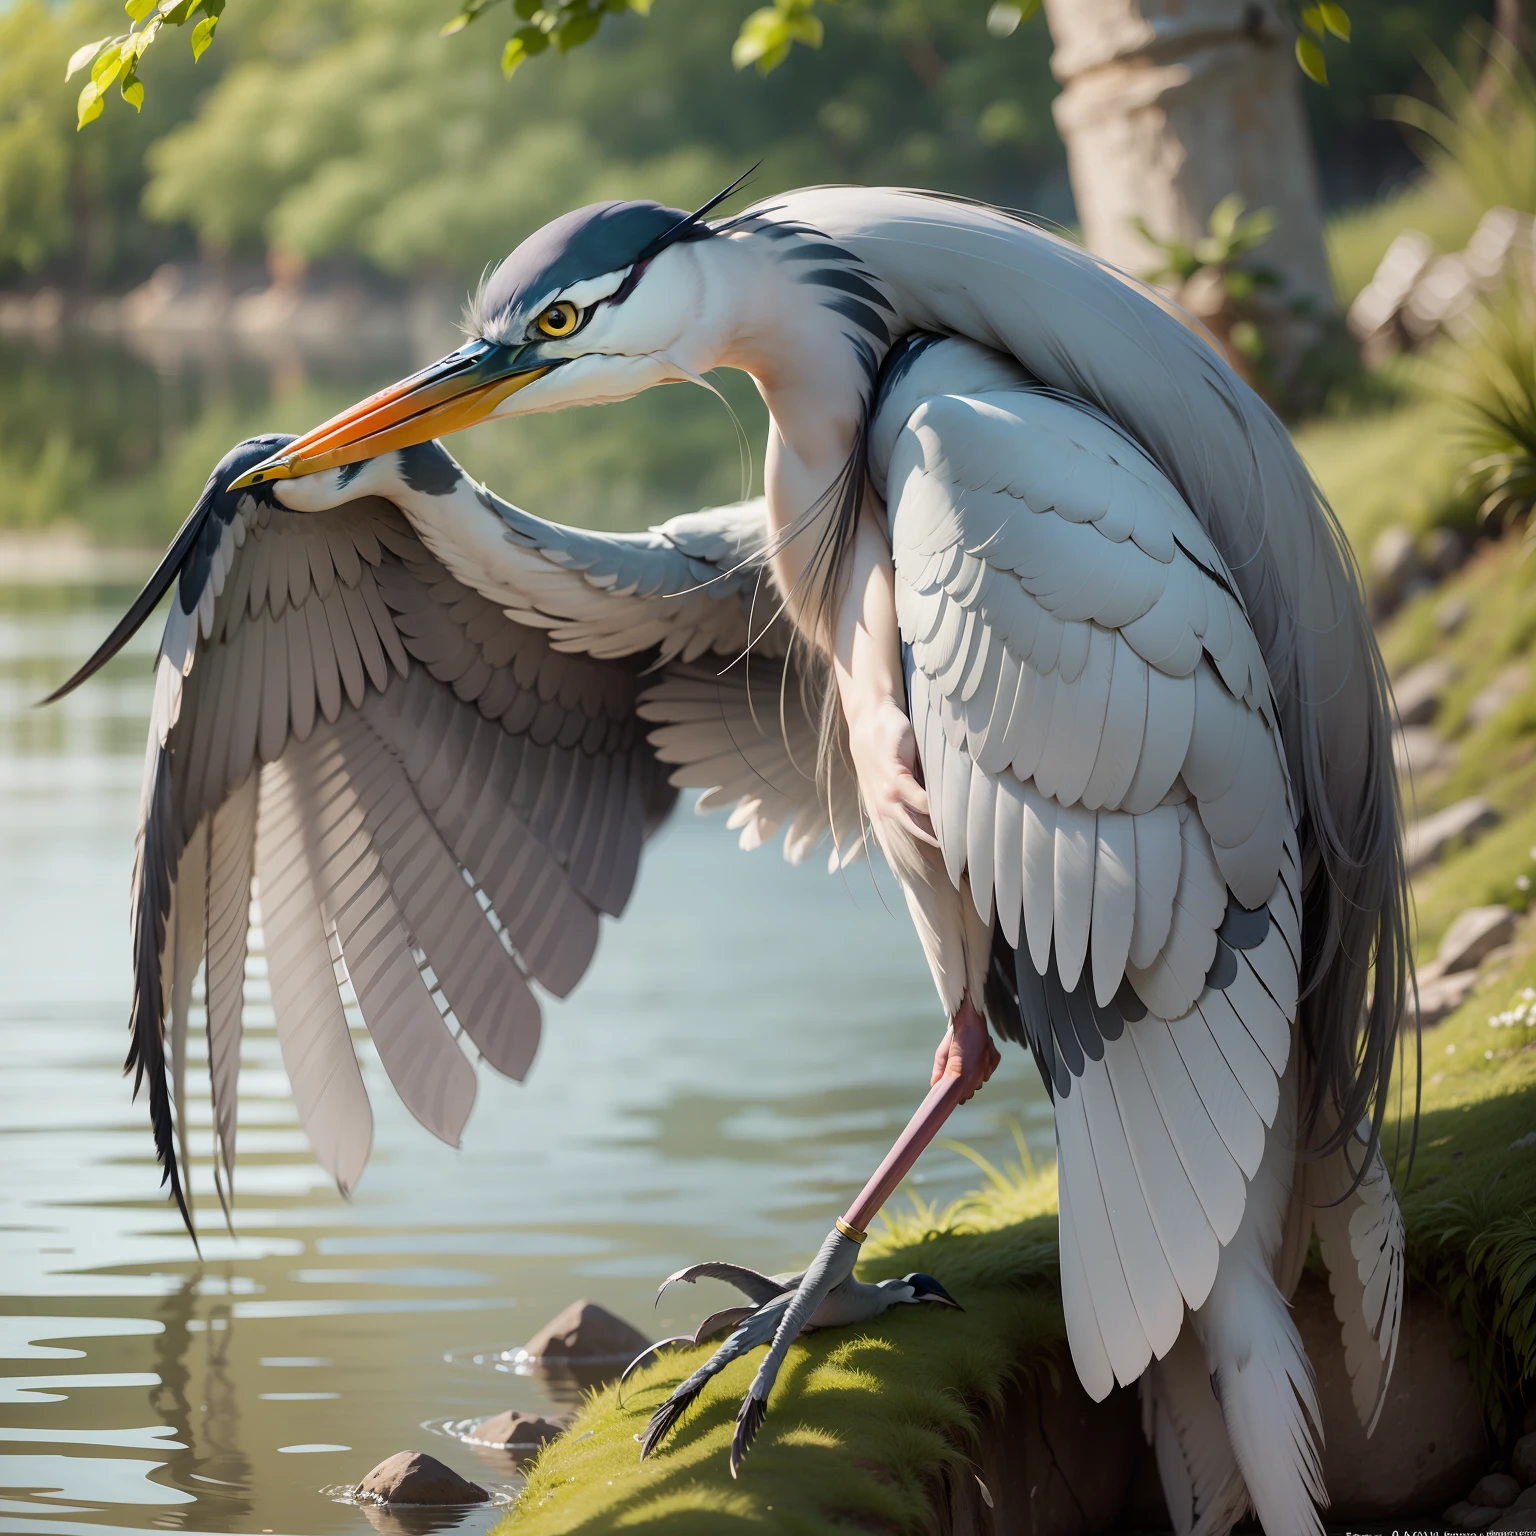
{"left": 226, "top": 340, "right": 553, "bottom": 491}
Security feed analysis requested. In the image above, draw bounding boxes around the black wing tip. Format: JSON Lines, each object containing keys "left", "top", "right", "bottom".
{"left": 39, "top": 433, "right": 298, "bottom": 707}
{"left": 729, "top": 1392, "right": 768, "bottom": 1478}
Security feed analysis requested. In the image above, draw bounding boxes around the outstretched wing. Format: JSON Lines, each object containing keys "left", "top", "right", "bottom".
{"left": 49, "top": 438, "right": 850, "bottom": 1233}
{"left": 878, "top": 342, "right": 1301, "bottom": 1399}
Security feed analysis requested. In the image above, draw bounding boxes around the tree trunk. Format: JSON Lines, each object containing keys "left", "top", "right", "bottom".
{"left": 1040, "top": 0, "right": 1334, "bottom": 310}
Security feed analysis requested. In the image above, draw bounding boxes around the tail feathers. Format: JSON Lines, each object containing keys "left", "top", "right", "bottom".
{"left": 1141, "top": 1328, "right": 1248, "bottom": 1536}
{"left": 1200, "top": 1258, "right": 1326, "bottom": 1536}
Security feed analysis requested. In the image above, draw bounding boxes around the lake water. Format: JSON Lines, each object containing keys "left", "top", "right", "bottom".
{"left": 0, "top": 369, "right": 1052, "bottom": 1533}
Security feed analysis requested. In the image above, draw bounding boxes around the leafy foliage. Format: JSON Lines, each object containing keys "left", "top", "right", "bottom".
{"left": 70, "top": 0, "right": 1354, "bottom": 124}
{"left": 0, "top": 0, "right": 215, "bottom": 288}
{"left": 1392, "top": 30, "right": 1536, "bottom": 221}
{"left": 138, "top": 0, "right": 1064, "bottom": 278}
{"left": 1452, "top": 278, "right": 1536, "bottom": 538}
{"left": 1292, "top": 1, "right": 1352, "bottom": 85}
{"left": 1134, "top": 193, "right": 1280, "bottom": 288}
{"left": 67, "top": 0, "right": 225, "bottom": 128}
{"left": 440, "top": 0, "right": 652, "bottom": 78}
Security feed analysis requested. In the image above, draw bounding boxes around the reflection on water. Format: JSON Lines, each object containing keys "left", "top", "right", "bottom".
{"left": 0, "top": 597, "right": 1050, "bottom": 1530}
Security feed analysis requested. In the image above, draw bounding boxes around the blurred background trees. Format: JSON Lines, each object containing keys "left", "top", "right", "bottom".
{"left": 0, "top": 0, "right": 1500, "bottom": 296}
{"left": 0, "top": 0, "right": 1530, "bottom": 551}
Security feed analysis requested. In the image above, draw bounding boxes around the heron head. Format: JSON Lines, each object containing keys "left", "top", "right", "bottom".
{"left": 227, "top": 178, "right": 754, "bottom": 493}
{"left": 886, "top": 1272, "right": 963, "bottom": 1310}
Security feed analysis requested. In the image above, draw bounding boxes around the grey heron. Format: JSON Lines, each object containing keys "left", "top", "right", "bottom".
{"left": 52, "top": 183, "right": 1411, "bottom": 1534}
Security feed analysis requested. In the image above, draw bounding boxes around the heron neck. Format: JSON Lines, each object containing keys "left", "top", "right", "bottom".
{"left": 707, "top": 242, "right": 877, "bottom": 602}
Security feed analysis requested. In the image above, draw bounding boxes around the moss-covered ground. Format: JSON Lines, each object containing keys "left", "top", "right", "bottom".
{"left": 497, "top": 358, "right": 1536, "bottom": 1536}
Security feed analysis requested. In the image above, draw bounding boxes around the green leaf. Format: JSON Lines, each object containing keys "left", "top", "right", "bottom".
{"left": 121, "top": 68, "right": 144, "bottom": 110}
{"left": 501, "top": 34, "right": 527, "bottom": 74}
{"left": 66, "top": 37, "right": 110, "bottom": 81}
{"left": 441, "top": 11, "right": 473, "bottom": 34}
{"left": 1318, "top": 2, "right": 1350, "bottom": 40}
{"left": 76, "top": 79, "right": 105, "bottom": 128}
{"left": 557, "top": 11, "right": 600, "bottom": 50}
{"left": 125, "top": 0, "right": 157, "bottom": 19}
{"left": 1299, "top": 4, "right": 1326, "bottom": 36}
{"left": 90, "top": 42, "right": 123, "bottom": 81}
{"left": 627, "top": 0, "right": 652, "bottom": 11}
{"left": 513, "top": 0, "right": 539, "bottom": 18}
{"left": 733, "top": 7, "right": 792, "bottom": 72}
{"left": 1207, "top": 191, "right": 1244, "bottom": 242}
{"left": 127, "top": 17, "right": 163, "bottom": 58}
{"left": 1295, "top": 34, "right": 1327, "bottom": 84}
{"left": 784, "top": 9, "right": 823, "bottom": 47}
{"left": 190, "top": 12, "right": 218, "bottom": 58}
{"left": 159, "top": 0, "right": 200, "bottom": 22}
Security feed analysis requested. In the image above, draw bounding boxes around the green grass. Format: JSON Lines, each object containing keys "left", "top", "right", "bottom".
{"left": 1290, "top": 378, "right": 1464, "bottom": 560}
{"left": 499, "top": 1160, "right": 1065, "bottom": 1535}
{"left": 1398, "top": 953, "right": 1536, "bottom": 1443}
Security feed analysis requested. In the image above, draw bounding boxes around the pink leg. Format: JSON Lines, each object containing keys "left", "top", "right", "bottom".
{"left": 841, "top": 995, "right": 996, "bottom": 1236}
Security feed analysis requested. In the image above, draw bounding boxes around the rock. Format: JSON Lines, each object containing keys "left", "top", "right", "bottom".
{"left": 1436, "top": 906, "right": 1518, "bottom": 975}
{"left": 1395, "top": 658, "right": 1460, "bottom": 727}
{"left": 522, "top": 1299, "right": 651, "bottom": 1362}
{"left": 1404, "top": 252, "right": 1480, "bottom": 343}
{"left": 1464, "top": 206, "right": 1534, "bottom": 287}
{"left": 1447, "top": 1502, "right": 1504, "bottom": 1531}
{"left": 472, "top": 1409, "right": 562, "bottom": 1450}
{"left": 355, "top": 1451, "right": 487, "bottom": 1505}
{"left": 1396, "top": 725, "right": 1457, "bottom": 780}
{"left": 1438, "top": 594, "right": 1472, "bottom": 636}
{"left": 1292, "top": 1272, "right": 1488, "bottom": 1518}
{"left": 1425, "top": 527, "right": 1471, "bottom": 581}
{"left": 1417, "top": 968, "right": 1480, "bottom": 1028}
{"left": 1490, "top": 1512, "right": 1536, "bottom": 1531}
{"left": 1405, "top": 797, "right": 1501, "bottom": 873}
{"left": 1474, "top": 1474, "right": 1523, "bottom": 1509}
{"left": 1348, "top": 230, "right": 1434, "bottom": 348}
{"left": 1468, "top": 663, "right": 1533, "bottom": 729}
{"left": 1370, "top": 524, "right": 1426, "bottom": 618}
{"left": 1514, "top": 1432, "right": 1536, "bottom": 1486}
{"left": 936, "top": 1349, "right": 1146, "bottom": 1534}
{"left": 1515, "top": 1482, "right": 1536, "bottom": 1509}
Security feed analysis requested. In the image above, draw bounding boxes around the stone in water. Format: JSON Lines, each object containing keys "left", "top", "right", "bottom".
{"left": 356, "top": 1451, "right": 487, "bottom": 1505}
{"left": 474, "top": 1409, "right": 562, "bottom": 1449}
{"left": 523, "top": 1299, "right": 650, "bottom": 1362}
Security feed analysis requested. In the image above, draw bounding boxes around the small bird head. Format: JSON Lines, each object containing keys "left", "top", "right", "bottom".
{"left": 883, "top": 1272, "right": 963, "bottom": 1310}
{"left": 226, "top": 175, "right": 756, "bottom": 493}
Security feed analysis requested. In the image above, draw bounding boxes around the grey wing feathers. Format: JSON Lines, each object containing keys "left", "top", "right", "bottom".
{"left": 883, "top": 340, "right": 1304, "bottom": 1400}
{"left": 639, "top": 657, "right": 864, "bottom": 871}
{"left": 115, "top": 482, "right": 689, "bottom": 1229}
{"left": 422, "top": 474, "right": 771, "bottom": 665}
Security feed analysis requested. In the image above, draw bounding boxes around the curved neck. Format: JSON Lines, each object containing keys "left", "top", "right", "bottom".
{"left": 697, "top": 232, "right": 891, "bottom": 626}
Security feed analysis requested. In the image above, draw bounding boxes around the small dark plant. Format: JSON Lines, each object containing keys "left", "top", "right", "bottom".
{"left": 1451, "top": 277, "right": 1536, "bottom": 540}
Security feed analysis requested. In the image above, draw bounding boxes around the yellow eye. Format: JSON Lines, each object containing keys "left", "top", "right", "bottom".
{"left": 536, "top": 301, "right": 581, "bottom": 339}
